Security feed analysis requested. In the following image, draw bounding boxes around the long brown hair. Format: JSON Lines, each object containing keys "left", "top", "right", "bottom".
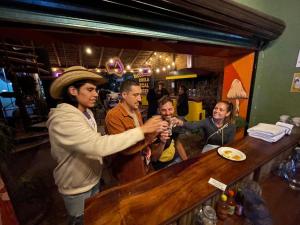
{"left": 218, "top": 100, "right": 235, "bottom": 124}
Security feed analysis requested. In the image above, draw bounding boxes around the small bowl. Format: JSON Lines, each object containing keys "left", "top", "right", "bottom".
{"left": 292, "top": 117, "right": 300, "bottom": 127}
{"left": 280, "top": 115, "right": 290, "bottom": 122}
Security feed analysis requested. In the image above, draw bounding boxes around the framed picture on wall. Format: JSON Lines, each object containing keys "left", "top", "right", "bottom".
{"left": 290, "top": 73, "right": 300, "bottom": 93}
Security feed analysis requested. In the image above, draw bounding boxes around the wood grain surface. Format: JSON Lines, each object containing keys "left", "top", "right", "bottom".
{"left": 85, "top": 134, "right": 300, "bottom": 225}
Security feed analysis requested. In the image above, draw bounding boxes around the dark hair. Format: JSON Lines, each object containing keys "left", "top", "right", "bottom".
{"left": 218, "top": 100, "right": 235, "bottom": 123}
{"left": 120, "top": 79, "right": 140, "bottom": 93}
{"left": 61, "top": 79, "right": 97, "bottom": 107}
{"left": 154, "top": 81, "right": 164, "bottom": 90}
{"left": 158, "top": 95, "right": 173, "bottom": 107}
{"left": 179, "top": 85, "right": 187, "bottom": 93}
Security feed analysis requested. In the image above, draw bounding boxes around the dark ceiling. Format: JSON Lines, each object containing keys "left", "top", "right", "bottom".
{"left": 0, "top": 27, "right": 253, "bottom": 80}
{"left": 0, "top": 0, "right": 286, "bottom": 77}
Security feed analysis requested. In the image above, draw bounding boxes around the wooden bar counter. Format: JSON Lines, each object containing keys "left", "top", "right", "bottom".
{"left": 85, "top": 132, "right": 300, "bottom": 225}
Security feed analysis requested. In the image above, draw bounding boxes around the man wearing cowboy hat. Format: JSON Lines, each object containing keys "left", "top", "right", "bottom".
{"left": 47, "top": 66, "right": 167, "bottom": 225}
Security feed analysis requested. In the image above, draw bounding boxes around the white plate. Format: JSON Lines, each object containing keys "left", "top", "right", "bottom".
{"left": 217, "top": 147, "right": 246, "bottom": 161}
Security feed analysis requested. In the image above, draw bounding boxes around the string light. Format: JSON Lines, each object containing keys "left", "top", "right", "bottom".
{"left": 85, "top": 47, "right": 92, "bottom": 55}
{"left": 103, "top": 52, "right": 176, "bottom": 76}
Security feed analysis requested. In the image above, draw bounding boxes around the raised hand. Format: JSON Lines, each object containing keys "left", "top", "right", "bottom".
{"left": 159, "top": 130, "right": 170, "bottom": 143}
{"left": 170, "top": 117, "right": 184, "bottom": 127}
{"left": 141, "top": 115, "right": 169, "bottom": 134}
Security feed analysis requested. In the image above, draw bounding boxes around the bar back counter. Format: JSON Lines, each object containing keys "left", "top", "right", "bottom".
{"left": 85, "top": 131, "right": 300, "bottom": 225}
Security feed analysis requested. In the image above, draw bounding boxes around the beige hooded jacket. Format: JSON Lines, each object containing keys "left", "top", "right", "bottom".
{"left": 47, "top": 103, "right": 144, "bottom": 195}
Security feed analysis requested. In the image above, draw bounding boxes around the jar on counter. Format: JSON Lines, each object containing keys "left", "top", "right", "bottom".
{"left": 196, "top": 205, "right": 217, "bottom": 225}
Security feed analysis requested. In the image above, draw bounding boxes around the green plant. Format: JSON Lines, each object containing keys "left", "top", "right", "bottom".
{"left": 234, "top": 116, "right": 247, "bottom": 129}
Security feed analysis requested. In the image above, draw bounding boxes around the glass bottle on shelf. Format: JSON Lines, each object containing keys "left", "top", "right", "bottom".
{"left": 235, "top": 188, "right": 244, "bottom": 216}
{"left": 227, "top": 190, "right": 236, "bottom": 216}
{"left": 216, "top": 194, "right": 228, "bottom": 220}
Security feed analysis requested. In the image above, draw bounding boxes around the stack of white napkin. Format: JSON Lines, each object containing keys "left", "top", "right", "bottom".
{"left": 275, "top": 121, "right": 294, "bottom": 135}
{"left": 247, "top": 122, "right": 293, "bottom": 143}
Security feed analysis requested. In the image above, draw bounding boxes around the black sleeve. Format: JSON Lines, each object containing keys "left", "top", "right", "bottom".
{"left": 183, "top": 119, "right": 206, "bottom": 132}
{"left": 225, "top": 124, "right": 237, "bottom": 144}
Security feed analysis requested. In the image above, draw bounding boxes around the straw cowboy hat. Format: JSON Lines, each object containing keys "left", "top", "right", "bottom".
{"left": 50, "top": 66, "right": 107, "bottom": 99}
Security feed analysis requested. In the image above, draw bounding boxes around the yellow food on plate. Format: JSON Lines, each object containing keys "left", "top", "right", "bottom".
{"left": 232, "top": 155, "right": 241, "bottom": 160}
{"left": 224, "top": 150, "right": 232, "bottom": 155}
{"left": 218, "top": 147, "right": 246, "bottom": 161}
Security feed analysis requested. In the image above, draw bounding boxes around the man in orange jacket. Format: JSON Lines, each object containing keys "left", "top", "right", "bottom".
{"left": 105, "top": 79, "right": 168, "bottom": 184}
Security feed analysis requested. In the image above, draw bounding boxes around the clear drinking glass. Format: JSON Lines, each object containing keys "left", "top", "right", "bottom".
{"left": 162, "top": 116, "right": 173, "bottom": 136}
{"left": 196, "top": 205, "right": 217, "bottom": 225}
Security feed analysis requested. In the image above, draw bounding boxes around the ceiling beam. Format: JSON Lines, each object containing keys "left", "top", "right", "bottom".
{"left": 118, "top": 48, "right": 124, "bottom": 58}
{"left": 62, "top": 43, "right": 67, "bottom": 67}
{"left": 98, "top": 47, "right": 104, "bottom": 67}
{"left": 0, "top": 42, "right": 35, "bottom": 49}
{"left": 52, "top": 43, "right": 61, "bottom": 67}
{"left": 130, "top": 50, "right": 141, "bottom": 68}
{"left": 5, "top": 56, "right": 44, "bottom": 67}
{"left": 1, "top": 0, "right": 286, "bottom": 49}
{"left": 142, "top": 51, "right": 154, "bottom": 66}
{"left": 0, "top": 28, "right": 253, "bottom": 57}
{"left": 0, "top": 49, "right": 37, "bottom": 58}
{"left": 30, "top": 40, "right": 35, "bottom": 57}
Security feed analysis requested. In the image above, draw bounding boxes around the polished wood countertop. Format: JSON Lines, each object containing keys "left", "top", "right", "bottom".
{"left": 85, "top": 133, "right": 300, "bottom": 225}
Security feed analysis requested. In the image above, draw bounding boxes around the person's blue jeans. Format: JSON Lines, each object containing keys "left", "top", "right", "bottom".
{"left": 62, "top": 183, "right": 100, "bottom": 225}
